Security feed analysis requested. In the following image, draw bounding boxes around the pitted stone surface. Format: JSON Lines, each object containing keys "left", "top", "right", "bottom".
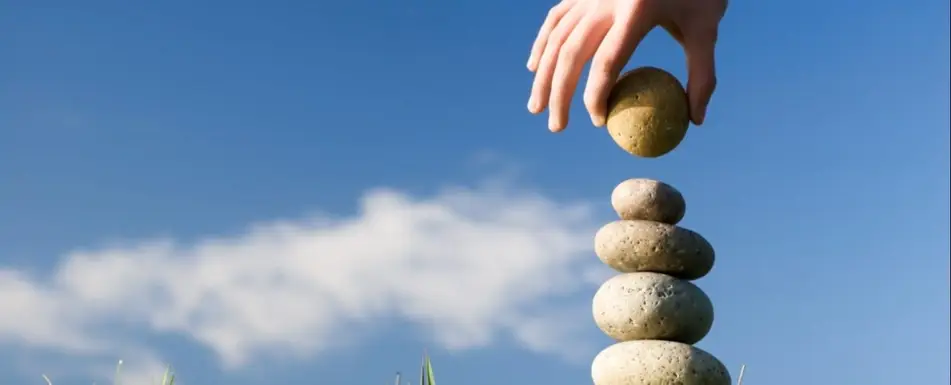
{"left": 595, "top": 220, "right": 714, "bottom": 280}
{"left": 591, "top": 340, "right": 731, "bottom": 385}
{"left": 606, "top": 67, "right": 691, "bottom": 158}
{"left": 592, "top": 272, "right": 713, "bottom": 344}
{"left": 611, "top": 178, "right": 685, "bottom": 224}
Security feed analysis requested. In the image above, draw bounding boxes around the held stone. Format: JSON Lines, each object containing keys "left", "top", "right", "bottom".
{"left": 605, "top": 67, "right": 691, "bottom": 158}
{"left": 594, "top": 220, "right": 714, "bottom": 280}
{"left": 592, "top": 272, "right": 713, "bottom": 345}
{"left": 611, "top": 178, "right": 686, "bottom": 224}
{"left": 592, "top": 340, "right": 731, "bottom": 385}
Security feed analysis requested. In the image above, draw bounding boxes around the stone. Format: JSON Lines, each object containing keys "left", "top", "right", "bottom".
{"left": 594, "top": 220, "right": 714, "bottom": 280}
{"left": 611, "top": 178, "right": 686, "bottom": 224}
{"left": 592, "top": 340, "right": 731, "bottom": 385}
{"left": 592, "top": 272, "right": 713, "bottom": 344}
{"left": 606, "top": 67, "right": 691, "bottom": 158}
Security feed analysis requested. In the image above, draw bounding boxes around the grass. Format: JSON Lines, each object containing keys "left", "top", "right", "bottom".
{"left": 41, "top": 360, "right": 176, "bottom": 385}
{"left": 40, "top": 354, "right": 432, "bottom": 385}
{"left": 38, "top": 356, "right": 743, "bottom": 385}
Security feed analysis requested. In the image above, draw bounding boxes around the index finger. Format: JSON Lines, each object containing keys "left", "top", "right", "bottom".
{"left": 582, "top": 2, "right": 656, "bottom": 127}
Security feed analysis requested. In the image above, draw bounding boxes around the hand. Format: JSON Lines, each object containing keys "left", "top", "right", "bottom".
{"left": 527, "top": 0, "right": 727, "bottom": 132}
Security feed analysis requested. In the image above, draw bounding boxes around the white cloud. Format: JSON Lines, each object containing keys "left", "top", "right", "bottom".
{"left": 0, "top": 181, "right": 609, "bottom": 370}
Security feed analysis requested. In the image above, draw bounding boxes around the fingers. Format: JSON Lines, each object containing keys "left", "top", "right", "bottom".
{"left": 682, "top": 25, "right": 718, "bottom": 125}
{"left": 529, "top": 0, "right": 722, "bottom": 130}
{"left": 528, "top": 0, "right": 576, "bottom": 72}
{"left": 547, "top": 13, "right": 611, "bottom": 132}
{"left": 528, "top": 6, "right": 583, "bottom": 115}
{"left": 583, "top": 2, "right": 656, "bottom": 127}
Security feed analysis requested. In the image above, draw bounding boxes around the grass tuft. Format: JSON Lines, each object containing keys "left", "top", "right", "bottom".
{"left": 41, "top": 360, "right": 176, "bottom": 385}
{"left": 38, "top": 357, "right": 745, "bottom": 385}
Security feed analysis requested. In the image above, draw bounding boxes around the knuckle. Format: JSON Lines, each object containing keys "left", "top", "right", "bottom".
{"left": 547, "top": 2, "right": 567, "bottom": 18}
{"left": 694, "top": 74, "right": 717, "bottom": 95}
{"left": 706, "top": 26, "right": 720, "bottom": 43}
{"left": 544, "top": 38, "right": 561, "bottom": 55}
{"left": 591, "top": 55, "right": 617, "bottom": 75}
{"left": 707, "top": 74, "right": 718, "bottom": 91}
{"left": 546, "top": 31, "right": 571, "bottom": 52}
{"left": 558, "top": 43, "right": 582, "bottom": 62}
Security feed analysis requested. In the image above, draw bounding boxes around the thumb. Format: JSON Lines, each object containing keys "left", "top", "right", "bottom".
{"left": 682, "top": 26, "right": 718, "bottom": 125}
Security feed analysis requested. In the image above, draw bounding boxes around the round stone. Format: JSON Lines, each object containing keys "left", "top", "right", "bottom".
{"left": 594, "top": 220, "right": 714, "bottom": 280}
{"left": 592, "top": 272, "right": 713, "bottom": 344}
{"left": 605, "top": 67, "right": 691, "bottom": 158}
{"left": 611, "top": 178, "right": 686, "bottom": 224}
{"left": 592, "top": 340, "right": 731, "bottom": 385}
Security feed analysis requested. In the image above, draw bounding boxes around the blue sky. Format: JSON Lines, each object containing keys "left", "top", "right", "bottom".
{"left": 1, "top": 0, "right": 948, "bottom": 384}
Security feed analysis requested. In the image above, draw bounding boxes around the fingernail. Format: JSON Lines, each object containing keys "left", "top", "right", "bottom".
{"left": 526, "top": 58, "right": 534, "bottom": 70}
{"left": 591, "top": 114, "right": 605, "bottom": 127}
{"left": 695, "top": 108, "right": 706, "bottom": 125}
{"left": 527, "top": 97, "right": 537, "bottom": 113}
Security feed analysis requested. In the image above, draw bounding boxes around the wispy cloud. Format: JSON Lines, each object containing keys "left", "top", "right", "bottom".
{"left": 1, "top": 180, "right": 611, "bottom": 373}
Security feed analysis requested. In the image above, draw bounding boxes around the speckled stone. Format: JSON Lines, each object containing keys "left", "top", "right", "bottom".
{"left": 594, "top": 220, "right": 714, "bottom": 280}
{"left": 611, "top": 178, "right": 686, "bottom": 224}
{"left": 605, "top": 67, "right": 691, "bottom": 158}
{"left": 592, "top": 272, "right": 713, "bottom": 344}
{"left": 591, "top": 340, "right": 731, "bottom": 385}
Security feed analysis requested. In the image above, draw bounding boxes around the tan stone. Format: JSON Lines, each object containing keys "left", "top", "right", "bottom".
{"left": 593, "top": 272, "right": 713, "bottom": 344}
{"left": 611, "top": 178, "right": 685, "bottom": 224}
{"left": 606, "top": 67, "right": 690, "bottom": 158}
{"left": 594, "top": 220, "right": 714, "bottom": 280}
{"left": 592, "top": 340, "right": 731, "bottom": 385}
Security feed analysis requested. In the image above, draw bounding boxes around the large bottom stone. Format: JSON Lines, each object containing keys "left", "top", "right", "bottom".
{"left": 592, "top": 340, "right": 731, "bottom": 385}
{"left": 593, "top": 272, "right": 714, "bottom": 344}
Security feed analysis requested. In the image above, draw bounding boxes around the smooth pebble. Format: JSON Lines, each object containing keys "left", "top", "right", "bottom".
{"left": 593, "top": 272, "right": 713, "bottom": 344}
{"left": 594, "top": 220, "right": 715, "bottom": 280}
{"left": 611, "top": 178, "right": 686, "bottom": 224}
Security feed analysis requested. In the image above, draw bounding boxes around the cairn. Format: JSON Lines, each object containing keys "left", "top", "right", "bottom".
{"left": 591, "top": 178, "right": 730, "bottom": 385}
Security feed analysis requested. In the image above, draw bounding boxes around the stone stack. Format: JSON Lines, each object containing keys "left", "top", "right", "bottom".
{"left": 591, "top": 178, "right": 731, "bottom": 385}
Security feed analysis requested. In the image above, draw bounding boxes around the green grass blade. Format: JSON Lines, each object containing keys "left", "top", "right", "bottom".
{"left": 419, "top": 354, "right": 426, "bottom": 385}
{"left": 114, "top": 360, "right": 123, "bottom": 385}
{"left": 425, "top": 355, "right": 436, "bottom": 385}
{"left": 161, "top": 365, "right": 177, "bottom": 385}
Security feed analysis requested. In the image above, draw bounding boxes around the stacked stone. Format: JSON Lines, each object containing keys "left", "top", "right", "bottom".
{"left": 591, "top": 178, "right": 731, "bottom": 385}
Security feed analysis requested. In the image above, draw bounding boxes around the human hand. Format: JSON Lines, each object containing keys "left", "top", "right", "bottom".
{"left": 527, "top": 0, "right": 727, "bottom": 132}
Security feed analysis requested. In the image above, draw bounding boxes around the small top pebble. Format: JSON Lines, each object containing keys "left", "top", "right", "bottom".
{"left": 611, "top": 178, "right": 686, "bottom": 224}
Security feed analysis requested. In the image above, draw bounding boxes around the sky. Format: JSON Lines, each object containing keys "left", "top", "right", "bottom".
{"left": 1, "top": 0, "right": 949, "bottom": 384}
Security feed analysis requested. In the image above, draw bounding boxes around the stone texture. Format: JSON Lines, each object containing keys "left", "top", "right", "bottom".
{"left": 593, "top": 272, "right": 713, "bottom": 344}
{"left": 611, "top": 178, "right": 686, "bottom": 224}
{"left": 594, "top": 220, "right": 714, "bottom": 280}
{"left": 606, "top": 67, "right": 691, "bottom": 158}
{"left": 592, "top": 340, "right": 731, "bottom": 385}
